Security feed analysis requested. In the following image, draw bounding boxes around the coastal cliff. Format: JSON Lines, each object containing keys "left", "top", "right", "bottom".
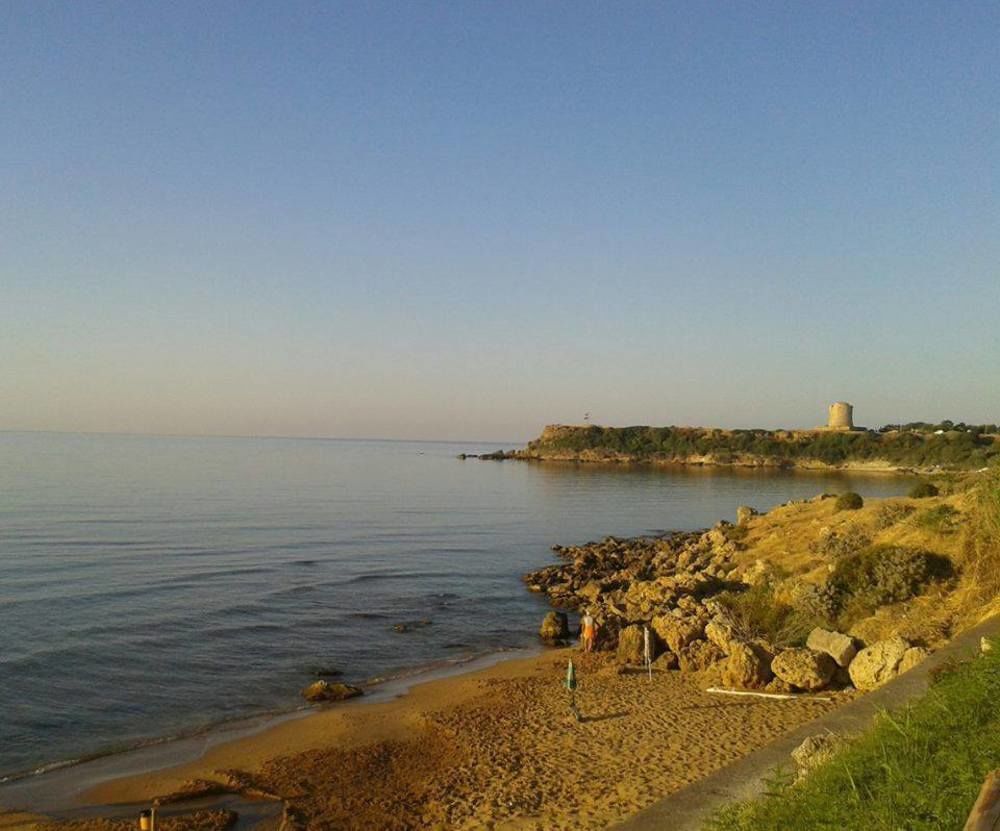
{"left": 503, "top": 424, "right": 1000, "bottom": 473}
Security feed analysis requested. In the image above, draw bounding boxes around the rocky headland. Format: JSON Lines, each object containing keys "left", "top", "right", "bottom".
{"left": 467, "top": 423, "right": 1000, "bottom": 472}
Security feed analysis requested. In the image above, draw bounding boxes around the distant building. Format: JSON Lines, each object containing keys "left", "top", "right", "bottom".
{"left": 826, "top": 402, "right": 855, "bottom": 431}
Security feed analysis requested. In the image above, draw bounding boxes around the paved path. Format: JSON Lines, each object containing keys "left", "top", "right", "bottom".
{"left": 614, "top": 615, "right": 1000, "bottom": 831}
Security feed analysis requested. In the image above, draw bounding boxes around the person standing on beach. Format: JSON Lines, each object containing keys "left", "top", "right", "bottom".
{"left": 580, "top": 610, "right": 597, "bottom": 653}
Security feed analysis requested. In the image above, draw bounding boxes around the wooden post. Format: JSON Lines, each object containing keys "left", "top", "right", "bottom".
{"left": 964, "top": 770, "right": 1000, "bottom": 831}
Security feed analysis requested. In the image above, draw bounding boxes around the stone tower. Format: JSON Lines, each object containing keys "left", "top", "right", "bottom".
{"left": 827, "top": 402, "right": 854, "bottom": 430}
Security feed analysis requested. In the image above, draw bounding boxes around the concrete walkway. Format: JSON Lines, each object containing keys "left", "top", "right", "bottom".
{"left": 613, "top": 615, "right": 1000, "bottom": 831}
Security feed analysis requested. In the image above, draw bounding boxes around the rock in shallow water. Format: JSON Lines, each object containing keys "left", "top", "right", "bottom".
{"left": 302, "top": 680, "right": 363, "bottom": 702}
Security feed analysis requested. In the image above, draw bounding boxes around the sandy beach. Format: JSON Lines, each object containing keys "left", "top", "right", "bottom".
{"left": 26, "top": 647, "right": 845, "bottom": 831}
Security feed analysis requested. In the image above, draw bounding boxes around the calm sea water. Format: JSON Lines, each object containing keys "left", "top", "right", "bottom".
{"left": 0, "top": 432, "right": 914, "bottom": 778}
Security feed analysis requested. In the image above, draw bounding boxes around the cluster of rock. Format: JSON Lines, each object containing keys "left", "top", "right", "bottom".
{"left": 526, "top": 521, "right": 930, "bottom": 694}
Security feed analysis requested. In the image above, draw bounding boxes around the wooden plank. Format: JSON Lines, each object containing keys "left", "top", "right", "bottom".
{"left": 704, "top": 687, "right": 833, "bottom": 702}
{"left": 965, "top": 770, "right": 1000, "bottom": 831}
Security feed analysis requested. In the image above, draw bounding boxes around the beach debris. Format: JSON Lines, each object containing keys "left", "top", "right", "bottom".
{"left": 705, "top": 687, "right": 833, "bottom": 702}
{"left": 301, "top": 680, "right": 363, "bottom": 703}
{"left": 539, "top": 611, "right": 569, "bottom": 644}
{"left": 964, "top": 770, "right": 1000, "bottom": 830}
{"left": 771, "top": 648, "right": 837, "bottom": 692}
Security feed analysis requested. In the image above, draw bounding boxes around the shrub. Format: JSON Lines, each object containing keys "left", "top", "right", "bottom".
{"left": 829, "top": 545, "right": 953, "bottom": 622}
{"left": 714, "top": 583, "right": 821, "bottom": 648}
{"left": 835, "top": 492, "right": 864, "bottom": 511}
{"left": 874, "top": 502, "right": 916, "bottom": 530}
{"left": 812, "top": 525, "right": 872, "bottom": 559}
{"left": 909, "top": 481, "right": 940, "bottom": 499}
{"left": 914, "top": 504, "right": 961, "bottom": 535}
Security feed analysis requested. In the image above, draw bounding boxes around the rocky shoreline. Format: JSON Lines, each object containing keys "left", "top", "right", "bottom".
{"left": 523, "top": 499, "right": 942, "bottom": 695}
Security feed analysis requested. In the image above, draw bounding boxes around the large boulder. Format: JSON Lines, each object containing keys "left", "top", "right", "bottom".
{"left": 848, "top": 636, "right": 910, "bottom": 691}
{"left": 771, "top": 648, "right": 837, "bottom": 692}
{"left": 651, "top": 614, "right": 705, "bottom": 654}
{"left": 721, "top": 642, "right": 773, "bottom": 689}
{"left": 898, "top": 646, "right": 930, "bottom": 675}
{"left": 539, "top": 611, "right": 569, "bottom": 644}
{"left": 678, "top": 640, "right": 725, "bottom": 672}
{"left": 301, "top": 681, "right": 363, "bottom": 702}
{"left": 736, "top": 505, "right": 757, "bottom": 526}
{"left": 616, "top": 624, "right": 646, "bottom": 665}
{"left": 806, "top": 628, "right": 858, "bottom": 668}
{"left": 705, "top": 618, "right": 742, "bottom": 655}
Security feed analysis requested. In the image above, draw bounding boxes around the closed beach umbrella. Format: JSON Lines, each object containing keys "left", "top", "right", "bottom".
{"left": 565, "top": 658, "right": 580, "bottom": 721}
{"left": 565, "top": 658, "right": 577, "bottom": 691}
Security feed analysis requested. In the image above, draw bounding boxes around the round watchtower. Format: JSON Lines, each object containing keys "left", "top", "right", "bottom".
{"left": 827, "top": 402, "right": 854, "bottom": 430}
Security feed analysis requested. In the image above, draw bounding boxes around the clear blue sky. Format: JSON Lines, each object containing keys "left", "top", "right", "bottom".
{"left": 2, "top": 2, "right": 998, "bottom": 441}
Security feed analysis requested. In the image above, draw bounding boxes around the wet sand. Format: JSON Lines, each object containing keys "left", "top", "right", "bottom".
{"left": 31, "top": 649, "right": 847, "bottom": 831}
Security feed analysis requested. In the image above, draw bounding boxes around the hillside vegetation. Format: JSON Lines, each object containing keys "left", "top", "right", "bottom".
{"left": 707, "top": 469, "right": 1000, "bottom": 830}
{"left": 517, "top": 424, "right": 1000, "bottom": 471}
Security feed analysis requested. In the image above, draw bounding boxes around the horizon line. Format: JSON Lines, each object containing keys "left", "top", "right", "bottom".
{"left": 0, "top": 428, "right": 524, "bottom": 446}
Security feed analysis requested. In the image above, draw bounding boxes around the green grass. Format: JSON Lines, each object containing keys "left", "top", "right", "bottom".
{"left": 707, "top": 643, "right": 1000, "bottom": 831}
{"left": 915, "top": 504, "right": 962, "bottom": 534}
